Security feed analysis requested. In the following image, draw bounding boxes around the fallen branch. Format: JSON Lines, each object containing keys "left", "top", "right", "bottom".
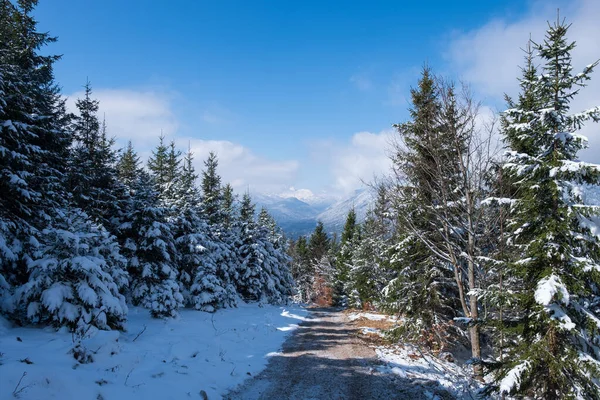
{"left": 12, "top": 371, "right": 27, "bottom": 397}
{"left": 132, "top": 325, "right": 147, "bottom": 342}
{"left": 124, "top": 368, "right": 134, "bottom": 386}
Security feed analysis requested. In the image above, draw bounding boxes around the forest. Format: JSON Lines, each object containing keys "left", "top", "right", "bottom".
{"left": 2, "top": 0, "right": 600, "bottom": 399}
{"left": 287, "top": 18, "right": 600, "bottom": 400}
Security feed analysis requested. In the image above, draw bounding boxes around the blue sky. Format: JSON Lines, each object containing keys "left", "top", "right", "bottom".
{"left": 34, "top": 0, "right": 599, "bottom": 196}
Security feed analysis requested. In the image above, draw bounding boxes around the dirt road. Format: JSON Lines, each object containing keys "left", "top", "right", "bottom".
{"left": 224, "top": 308, "right": 455, "bottom": 400}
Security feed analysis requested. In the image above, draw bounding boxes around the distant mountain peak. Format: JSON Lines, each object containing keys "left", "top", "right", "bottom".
{"left": 252, "top": 187, "right": 374, "bottom": 238}
{"left": 276, "top": 187, "right": 339, "bottom": 206}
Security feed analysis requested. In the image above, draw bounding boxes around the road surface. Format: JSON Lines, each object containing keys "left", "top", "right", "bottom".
{"left": 224, "top": 308, "right": 455, "bottom": 400}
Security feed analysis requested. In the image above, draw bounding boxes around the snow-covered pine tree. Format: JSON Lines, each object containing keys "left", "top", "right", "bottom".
{"left": 147, "top": 133, "right": 169, "bottom": 187}
{"left": 0, "top": 1, "right": 131, "bottom": 334}
{"left": 289, "top": 236, "right": 313, "bottom": 303}
{"left": 121, "top": 170, "right": 183, "bottom": 318}
{"left": 1, "top": 0, "right": 55, "bottom": 305}
{"left": 117, "top": 140, "right": 141, "bottom": 187}
{"left": 221, "top": 183, "right": 235, "bottom": 230}
{"left": 385, "top": 67, "right": 459, "bottom": 346}
{"left": 213, "top": 181, "right": 242, "bottom": 297}
{"left": 163, "top": 140, "right": 182, "bottom": 205}
{"left": 15, "top": 208, "right": 128, "bottom": 332}
{"left": 0, "top": 0, "right": 69, "bottom": 314}
{"left": 333, "top": 209, "right": 358, "bottom": 305}
{"left": 494, "top": 19, "right": 600, "bottom": 399}
{"left": 256, "top": 208, "right": 294, "bottom": 304}
{"left": 235, "top": 192, "right": 264, "bottom": 301}
{"left": 173, "top": 148, "right": 235, "bottom": 311}
{"left": 68, "top": 81, "right": 126, "bottom": 233}
{"left": 309, "top": 221, "right": 330, "bottom": 261}
{"left": 198, "top": 153, "right": 239, "bottom": 307}
{"left": 201, "top": 152, "right": 224, "bottom": 225}
{"left": 147, "top": 133, "right": 182, "bottom": 207}
{"left": 304, "top": 221, "right": 331, "bottom": 304}
{"left": 348, "top": 187, "right": 394, "bottom": 309}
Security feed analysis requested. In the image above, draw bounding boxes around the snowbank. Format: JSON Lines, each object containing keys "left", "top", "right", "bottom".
{"left": 376, "top": 344, "right": 480, "bottom": 399}
{"left": 0, "top": 303, "right": 307, "bottom": 399}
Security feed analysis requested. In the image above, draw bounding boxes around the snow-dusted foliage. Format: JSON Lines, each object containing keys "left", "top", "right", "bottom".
{"left": 235, "top": 195, "right": 294, "bottom": 304}
{"left": 15, "top": 209, "right": 128, "bottom": 332}
{"left": 492, "top": 20, "right": 600, "bottom": 398}
{"left": 122, "top": 172, "right": 183, "bottom": 318}
{"left": 257, "top": 209, "right": 295, "bottom": 303}
{"left": 172, "top": 150, "right": 236, "bottom": 311}
{"left": 68, "top": 81, "right": 126, "bottom": 234}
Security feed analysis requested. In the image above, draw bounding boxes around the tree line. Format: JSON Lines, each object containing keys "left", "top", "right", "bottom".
{"left": 0, "top": 0, "right": 294, "bottom": 336}
{"left": 289, "top": 17, "right": 600, "bottom": 399}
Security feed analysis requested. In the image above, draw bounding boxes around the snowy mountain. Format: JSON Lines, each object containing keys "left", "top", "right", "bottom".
{"left": 277, "top": 187, "right": 336, "bottom": 210}
{"left": 253, "top": 188, "right": 374, "bottom": 237}
{"left": 316, "top": 189, "right": 374, "bottom": 233}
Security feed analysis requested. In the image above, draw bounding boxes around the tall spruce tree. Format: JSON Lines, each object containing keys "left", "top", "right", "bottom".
{"left": 221, "top": 184, "right": 235, "bottom": 230}
{"left": 173, "top": 148, "right": 236, "bottom": 311}
{"left": 69, "top": 81, "right": 124, "bottom": 232}
{"left": 385, "top": 67, "right": 459, "bottom": 347}
{"left": 121, "top": 171, "right": 183, "bottom": 318}
{"left": 117, "top": 140, "right": 141, "bottom": 187}
{"left": 1, "top": 1, "right": 130, "bottom": 333}
{"left": 0, "top": 0, "right": 69, "bottom": 307}
{"left": 236, "top": 192, "right": 263, "bottom": 301}
{"left": 256, "top": 208, "right": 294, "bottom": 304}
{"left": 201, "top": 152, "right": 223, "bottom": 225}
{"left": 290, "top": 236, "right": 312, "bottom": 303}
{"left": 494, "top": 19, "right": 600, "bottom": 399}
{"left": 334, "top": 209, "right": 358, "bottom": 305}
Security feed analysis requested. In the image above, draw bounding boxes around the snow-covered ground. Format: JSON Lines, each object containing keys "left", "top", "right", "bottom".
{"left": 376, "top": 344, "right": 480, "bottom": 399}
{"left": 349, "top": 311, "right": 480, "bottom": 399}
{"left": 0, "top": 303, "right": 307, "bottom": 400}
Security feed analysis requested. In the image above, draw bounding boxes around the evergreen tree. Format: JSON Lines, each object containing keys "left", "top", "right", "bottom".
{"left": 147, "top": 135, "right": 183, "bottom": 242}
{"left": 163, "top": 140, "right": 182, "bottom": 203}
{"left": 333, "top": 209, "right": 358, "bottom": 305}
{"left": 221, "top": 184, "right": 235, "bottom": 230}
{"left": 290, "top": 236, "right": 312, "bottom": 303}
{"left": 173, "top": 148, "right": 235, "bottom": 311}
{"left": 0, "top": 0, "right": 69, "bottom": 313}
{"left": 493, "top": 19, "right": 600, "bottom": 399}
{"left": 348, "top": 189, "right": 394, "bottom": 309}
{"left": 256, "top": 208, "right": 294, "bottom": 303}
{"left": 147, "top": 133, "right": 168, "bottom": 184}
{"left": 385, "top": 67, "right": 459, "bottom": 346}
{"left": 117, "top": 140, "right": 141, "bottom": 187}
{"left": 235, "top": 192, "right": 263, "bottom": 300}
{"left": 309, "top": 221, "right": 330, "bottom": 261}
{"left": 69, "top": 81, "right": 124, "bottom": 232}
{"left": 121, "top": 171, "right": 183, "bottom": 318}
{"left": 15, "top": 208, "right": 129, "bottom": 333}
{"left": 201, "top": 152, "right": 223, "bottom": 225}
{"left": 0, "top": 1, "right": 130, "bottom": 334}
{"left": 1, "top": 0, "right": 67, "bottom": 300}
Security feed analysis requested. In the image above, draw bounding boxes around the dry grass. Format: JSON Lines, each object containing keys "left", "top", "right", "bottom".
{"left": 343, "top": 310, "right": 402, "bottom": 346}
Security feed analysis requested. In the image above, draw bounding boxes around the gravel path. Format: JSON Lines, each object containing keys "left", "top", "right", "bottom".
{"left": 223, "top": 308, "right": 455, "bottom": 400}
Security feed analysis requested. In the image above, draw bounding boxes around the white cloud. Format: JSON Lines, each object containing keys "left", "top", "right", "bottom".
{"left": 312, "top": 130, "right": 395, "bottom": 195}
{"left": 446, "top": 0, "right": 600, "bottom": 162}
{"left": 178, "top": 138, "right": 299, "bottom": 194}
{"left": 65, "top": 88, "right": 299, "bottom": 193}
{"left": 66, "top": 88, "right": 179, "bottom": 145}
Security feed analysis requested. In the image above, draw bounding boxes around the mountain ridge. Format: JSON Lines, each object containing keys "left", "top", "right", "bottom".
{"left": 252, "top": 189, "right": 374, "bottom": 238}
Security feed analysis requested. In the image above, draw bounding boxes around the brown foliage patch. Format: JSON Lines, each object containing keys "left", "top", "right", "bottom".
{"left": 312, "top": 275, "right": 333, "bottom": 307}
